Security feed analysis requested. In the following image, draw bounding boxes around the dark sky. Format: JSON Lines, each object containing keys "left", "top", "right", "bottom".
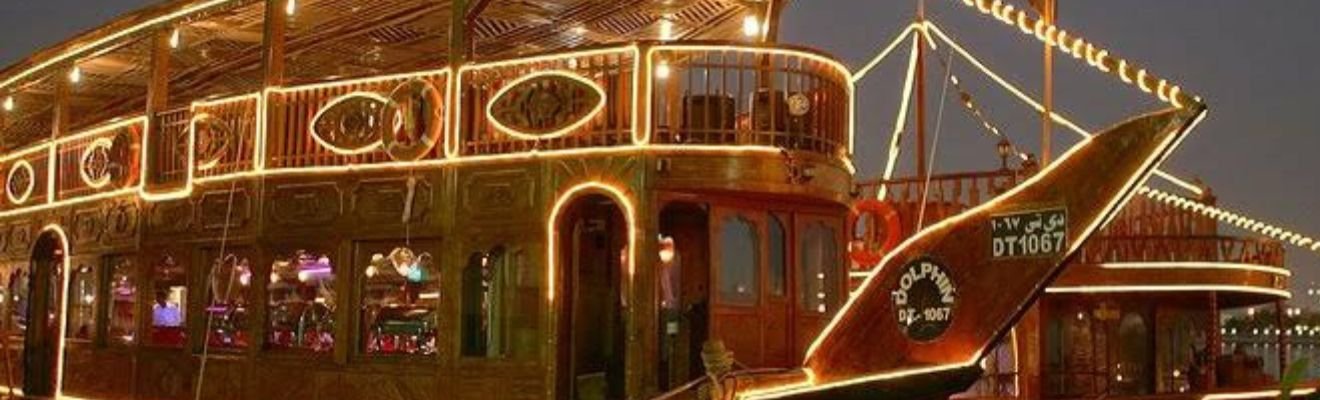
{"left": 1, "top": 1, "right": 1318, "bottom": 298}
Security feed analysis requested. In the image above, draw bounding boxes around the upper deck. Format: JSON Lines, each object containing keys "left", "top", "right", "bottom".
{"left": 0, "top": 0, "right": 854, "bottom": 220}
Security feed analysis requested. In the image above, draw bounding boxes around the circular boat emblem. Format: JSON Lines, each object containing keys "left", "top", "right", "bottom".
{"left": 891, "top": 257, "right": 957, "bottom": 342}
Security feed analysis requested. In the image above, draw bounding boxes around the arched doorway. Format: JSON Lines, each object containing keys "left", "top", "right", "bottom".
{"left": 24, "top": 227, "right": 68, "bottom": 397}
{"left": 554, "top": 191, "right": 631, "bottom": 400}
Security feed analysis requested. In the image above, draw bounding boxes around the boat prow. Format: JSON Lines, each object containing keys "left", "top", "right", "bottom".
{"left": 725, "top": 105, "right": 1206, "bottom": 400}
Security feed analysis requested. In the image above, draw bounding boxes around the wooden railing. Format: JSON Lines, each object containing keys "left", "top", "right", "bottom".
{"left": 267, "top": 71, "right": 448, "bottom": 170}
{"left": 1076, "top": 236, "right": 1285, "bottom": 267}
{"left": 54, "top": 120, "right": 144, "bottom": 200}
{"left": 460, "top": 47, "right": 636, "bottom": 156}
{"left": 151, "top": 107, "right": 192, "bottom": 188}
{"left": 857, "top": 169, "right": 1024, "bottom": 237}
{"left": 648, "top": 45, "right": 851, "bottom": 159}
{"left": 193, "top": 96, "right": 260, "bottom": 179}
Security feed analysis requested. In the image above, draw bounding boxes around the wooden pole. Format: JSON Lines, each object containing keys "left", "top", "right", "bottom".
{"left": 915, "top": 0, "right": 928, "bottom": 179}
{"left": 1041, "top": 0, "right": 1056, "bottom": 165}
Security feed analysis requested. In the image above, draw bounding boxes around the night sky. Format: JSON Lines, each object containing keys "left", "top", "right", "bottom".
{"left": 1, "top": 1, "right": 1317, "bottom": 299}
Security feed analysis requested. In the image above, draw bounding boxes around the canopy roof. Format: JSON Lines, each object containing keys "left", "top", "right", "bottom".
{"left": 0, "top": 0, "right": 771, "bottom": 149}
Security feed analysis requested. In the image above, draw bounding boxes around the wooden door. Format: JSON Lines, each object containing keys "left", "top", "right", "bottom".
{"left": 710, "top": 209, "right": 766, "bottom": 366}
{"left": 760, "top": 213, "right": 793, "bottom": 367}
{"left": 793, "top": 215, "right": 845, "bottom": 358}
{"left": 24, "top": 234, "right": 64, "bottom": 397}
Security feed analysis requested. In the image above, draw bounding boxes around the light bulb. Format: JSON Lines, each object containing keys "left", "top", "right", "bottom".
{"left": 659, "top": 17, "right": 674, "bottom": 41}
{"left": 742, "top": 15, "right": 761, "bottom": 38}
{"left": 285, "top": 0, "right": 297, "bottom": 16}
{"left": 169, "top": 28, "right": 181, "bottom": 49}
{"left": 2, "top": 96, "right": 12, "bottom": 111}
{"left": 69, "top": 66, "right": 82, "bottom": 84}
{"left": 655, "top": 60, "right": 671, "bottom": 79}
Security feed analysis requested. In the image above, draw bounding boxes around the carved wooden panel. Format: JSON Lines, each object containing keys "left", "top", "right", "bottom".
{"left": 460, "top": 169, "right": 535, "bottom": 217}
{"left": 8, "top": 222, "right": 30, "bottom": 256}
{"left": 72, "top": 208, "right": 104, "bottom": 246}
{"left": 314, "top": 373, "right": 436, "bottom": 400}
{"left": 249, "top": 363, "right": 317, "bottom": 400}
{"left": 137, "top": 354, "right": 194, "bottom": 400}
{"left": 488, "top": 71, "right": 606, "bottom": 139}
{"left": 0, "top": 225, "right": 9, "bottom": 254}
{"left": 352, "top": 178, "right": 432, "bottom": 225}
{"left": 62, "top": 349, "right": 134, "bottom": 399}
{"left": 149, "top": 200, "right": 193, "bottom": 234}
{"left": 200, "top": 189, "right": 252, "bottom": 230}
{"left": 104, "top": 201, "right": 140, "bottom": 240}
{"left": 269, "top": 182, "right": 342, "bottom": 226}
{"left": 194, "top": 359, "right": 247, "bottom": 400}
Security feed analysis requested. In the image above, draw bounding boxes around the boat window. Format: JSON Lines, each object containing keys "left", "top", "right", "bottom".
{"left": 359, "top": 241, "right": 440, "bottom": 356}
{"left": 204, "top": 252, "right": 252, "bottom": 350}
{"left": 149, "top": 254, "right": 187, "bottom": 347}
{"left": 267, "top": 250, "right": 336, "bottom": 353}
{"left": 66, "top": 262, "right": 97, "bottom": 341}
{"left": 768, "top": 216, "right": 787, "bottom": 297}
{"left": 718, "top": 215, "right": 759, "bottom": 306}
{"left": 107, "top": 255, "right": 137, "bottom": 345}
{"left": 798, "top": 221, "right": 839, "bottom": 314}
{"left": 6, "top": 265, "right": 28, "bottom": 339}
{"left": 462, "top": 246, "right": 533, "bottom": 358}
{"left": 1115, "top": 311, "right": 1152, "bottom": 395}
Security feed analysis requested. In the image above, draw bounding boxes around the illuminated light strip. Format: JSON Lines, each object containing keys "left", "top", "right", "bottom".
{"left": 139, "top": 107, "right": 197, "bottom": 202}
{"left": 1045, "top": 285, "right": 1291, "bottom": 299}
{"left": 740, "top": 361, "right": 980, "bottom": 400}
{"left": 47, "top": 144, "right": 57, "bottom": 203}
{"left": 1139, "top": 186, "right": 1320, "bottom": 255}
{"left": 270, "top": 69, "right": 448, "bottom": 95}
{"left": 950, "top": 0, "right": 1198, "bottom": 109}
{"left": 545, "top": 181, "right": 638, "bottom": 302}
{"left": 78, "top": 137, "right": 115, "bottom": 188}
{"left": 484, "top": 70, "right": 608, "bottom": 141}
{"left": 644, "top": 44, "right": 855, "bottom": 159}
{"left": 850, "top": 23, "right": 918, "bottom": 84}
{"left": 307, "top": 92, "right": 390, "bottom": 155}
{"left": 37, "top": 224, "right": 73, "bottom": 399}
{"left": 191, "top": 93, "right": 263, "bottom": 173}
{"left": 800, "top": 90, "right": 1192, "bottom": 396}
{"left": 0, "top": 0, "right": 236, "bottom": 91}
{"left": 1202, "top": 388, "right": 1318, "bottom": 400}
{"left": 1099, "top": 262, "right": 1291, "bottom": 277}
{"left": 876, "top": 36, "right": 921, "bottom": 200}
{"left": 923, "top": 22, "right": 1207, "bottom": 197}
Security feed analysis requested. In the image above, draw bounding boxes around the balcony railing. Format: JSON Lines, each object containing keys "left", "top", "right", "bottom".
{"left": 1076, "top": 235, "right": 1285, "bottom": 267}
{"left": 648, "top": 44, "right": 851, "bottom": 159}
{"left": 858, "top": 169, "right": 1024, "bottom": 237}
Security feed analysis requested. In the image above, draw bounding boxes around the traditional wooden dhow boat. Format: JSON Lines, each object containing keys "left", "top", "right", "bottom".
{"left": 0, "top": 0, "right": 1307, "bottom": 399}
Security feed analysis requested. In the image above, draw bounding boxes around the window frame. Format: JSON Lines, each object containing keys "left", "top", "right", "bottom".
{"left": 64, "top": 257, "right": 99, "bottom": 344}
{"left": 712, "top": 209, "right": 765, "bottom": 308}
{"left": 101, "top": 253, "right": 139, "bottom": 348}
{"left": 263, "top": 245, "right": 341, "bottom": 357}
{"left": 194, "top": 246, "right": 257, "bottom": 354}
{"left": 143, "top": 248, "right": 189, "bottom": 349}
{"left": 350, "top": 238, "right": 443, "bottom": 363}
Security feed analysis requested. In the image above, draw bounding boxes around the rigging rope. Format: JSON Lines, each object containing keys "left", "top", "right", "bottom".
{"left": 195, "top": 167, "right": 241, "bottom": 400}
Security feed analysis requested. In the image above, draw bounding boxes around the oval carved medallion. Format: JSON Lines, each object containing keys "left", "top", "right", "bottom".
{"left": 80, "top": 137, "right": 115, "bottom": 188}
{"left": 6, "top": 160, "right": 35, "bottom": 205}
{"left": 193, "top": 113, "right": 234, "bottom": 170}
{"left": 487, "top": 71, "right": 605, "bottom": 140}
{"left": 311, "top": 92, "right": 393, "bottom": 154}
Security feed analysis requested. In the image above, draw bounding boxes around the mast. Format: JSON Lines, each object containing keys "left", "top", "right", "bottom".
{"left": 1041, "top": 0, "right": 1057, "bottom": 164}
{"left": 915, "top": 0, "right": 929, "bottom": 179}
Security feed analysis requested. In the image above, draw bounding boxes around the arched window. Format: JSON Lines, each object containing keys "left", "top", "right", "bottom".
{"left": 1117, "top": 312, "right": 1152, "bottom": 395}
{"left": 718, "top": 216, "right": 759, "bottom": 306}
{"left": 106, "top": 255, "right": 136, "bottom": 345}
{"left": 359, "top": 241, "right": 440, "bottom": 356}
{"left": 798, "top": 222, "right": 838, "bottom": 314}
{"left": 267, "top": 250, "right": 335, "bottom": 353}
{"left": 66, "top": 263, "right": 96, "bottom": 340}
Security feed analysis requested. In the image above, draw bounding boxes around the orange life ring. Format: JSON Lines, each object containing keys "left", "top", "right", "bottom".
{"left": 848, "top": 199, "right": 902, "bottom": 267}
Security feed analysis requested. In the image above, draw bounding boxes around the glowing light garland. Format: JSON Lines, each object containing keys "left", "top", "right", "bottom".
{"left": 1139, "top": 187, "right": 1320, "bottom": 255}
{"left": 876, "top": 36, "right": 921, "bottom": 200}
{"left": 1202, "top": 388, "right": 1318, "bottom": 400}
{"left": 484, "top": 70, "right": 608, "bottom": 141}
{"left": 954, "top": 0, "right": 1198, "bottom": 109}
{"left": 546, "top": 181, "right": 638, "bottom": 302}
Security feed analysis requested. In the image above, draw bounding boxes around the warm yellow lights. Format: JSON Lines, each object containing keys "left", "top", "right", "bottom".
{"left": 659, "top": 16, "right": 675, "bottom": 41}
{"left": 849, "top": 23, "right": 918, "bottom": 84}
{"left": 1202, "top": 388, "right": 1318, "bottom": 400}
{"left": 285, "top": 0, "right": 297, "bottom": 16}
{"left": 743, "top": 15, "right": 762, "bottom": 38}
{"left": 169, "top": 28, "right": 182, "bottom": 49}
{"left": 2, "top": 96, "right": 12, "bottom": 111}
{"left": 1139, "top": 186, "right": 1320, "bottom": 255}
{"left": 546, "top": 181, "right": 638, "bottom": 302}
{"left": 1099, "top": 262, "right": 1291, "bottom": 277}
{"left": 68, "top": 66, "right": 82, "bottom": 84}
{"left": 484, "top": 70, "right": 607, "bottom": 141}
{"left": 952, "top": 0, "right": 1198, "bottom": 109}
{"left": 1045, "top": 285, "right": 1291, "bottom": 299}
{"left": 654, "top": 60, "right": 671, "bottom": 79}
{"left": 877, "top": 36, "right": 921, "bottom": 200}
{"left": 6, "top": 160, "right": 35, "bottom": 205}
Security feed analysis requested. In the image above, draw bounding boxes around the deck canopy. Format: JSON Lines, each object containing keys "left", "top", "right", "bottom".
{"left": 0, "top": 0, "right": 769, "bottom": 151}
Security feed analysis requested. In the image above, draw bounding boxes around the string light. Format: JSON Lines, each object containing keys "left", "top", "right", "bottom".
{"left": 954, "top": 0, "right": 1197, "bottom": 109}
{"left": 659, "top": 16, "right": 675, "bottom": 41}
{"left": 743, "top": 15, "right": 761, "bottom": 38}
{"left": 169, "top": 28, "right": 181, "bottom": 49}
{"left": 1139, "top": 187, "right": 1320, "bottom": 255}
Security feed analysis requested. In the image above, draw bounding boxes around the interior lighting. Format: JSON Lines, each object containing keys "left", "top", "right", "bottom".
{"left": 2, "top": 96, "right": 11, "bottom": 111}
{"left": 285, "top": 0, "right": 296, "bottom": 16}
{"left": 169, "top": 28, "right": 181, "bottom": 49}
{"left": 68, "top": 66, "right": 82, "bottom": 84}
{"left": 743, "top": 15, "right": 761, "bottom": 38}
{"left": 659, "top": 16, "right": 675, "bottom": 41}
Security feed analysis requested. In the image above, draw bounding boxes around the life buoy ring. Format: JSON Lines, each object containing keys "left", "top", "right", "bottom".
{"left": 848, "top": 199, "right": 902, "bottom": 267}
